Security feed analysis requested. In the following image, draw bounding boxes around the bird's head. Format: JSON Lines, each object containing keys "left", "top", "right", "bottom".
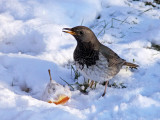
{"left": 63, "top": 26, "right": 100, "bottom": 49}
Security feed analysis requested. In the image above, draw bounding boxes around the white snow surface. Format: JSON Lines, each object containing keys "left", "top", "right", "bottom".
{"left": 0, "top": 0, "right": 160, "bottom": 120}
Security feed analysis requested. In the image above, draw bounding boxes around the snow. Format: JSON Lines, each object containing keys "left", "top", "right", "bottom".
{"left": 0, "top": 0, "right": 160, "bottom": 120}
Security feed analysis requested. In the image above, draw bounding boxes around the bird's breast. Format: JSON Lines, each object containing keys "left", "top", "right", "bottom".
{"left": 74, "top": 43, "right": 99, "bottom": 68}
{"left": 75, "top": 53, "right": 114, "bottom": 82}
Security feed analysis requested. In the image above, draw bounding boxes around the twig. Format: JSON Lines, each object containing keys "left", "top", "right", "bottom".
{"left": 111, "top": 17, "right": 130, "bottom": 28}
{"left": 81, "top": 18, "right": 84, "bottom": 25}
{"left": 112, "top": 18, "right": 130, "bottom": 24}
{"left": 139, "top": 8, "right": 152, "bottom": 16}
{"left": 120, "top": 17, "right": 129, "bottom": 25}
{"left": 97, "top": 21, "right": 109, "bottom": 36}
{"left": 48, "top": 69, "right": 52, "bottom": 82}
{"left": 90, "top": 20, "right": 106, "bottom": 29}
{"left": 94, "top": 17, "right": 131, "bottom": 37}
{"left": 59, "top": 77, "right": 74, "bottom": 90}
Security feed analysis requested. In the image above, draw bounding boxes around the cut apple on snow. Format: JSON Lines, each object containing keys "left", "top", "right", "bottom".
{"left": 42, "top": 69, "right": 71, "bottom": 105}
{"left": 48, "top": 95, "right": 70, "bottom": 105}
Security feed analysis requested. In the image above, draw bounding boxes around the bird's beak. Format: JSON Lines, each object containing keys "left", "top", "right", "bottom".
{"left": 62, "top": 28, "right": 76, "bottom": 35}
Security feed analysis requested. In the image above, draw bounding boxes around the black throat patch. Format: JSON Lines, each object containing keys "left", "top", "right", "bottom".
{"left": 74, "top": 42, "right": 99, "bottom": 69}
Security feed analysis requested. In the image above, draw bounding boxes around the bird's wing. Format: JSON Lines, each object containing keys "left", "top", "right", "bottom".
{"left": 99, "top": 44, "right": 125, "bottom": 67}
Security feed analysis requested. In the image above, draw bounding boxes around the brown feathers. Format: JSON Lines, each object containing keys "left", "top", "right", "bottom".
{"left": 123, "top": 62, "right": 139, "bottom": 69}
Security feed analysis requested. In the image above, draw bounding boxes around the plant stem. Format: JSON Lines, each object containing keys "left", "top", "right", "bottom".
{"left": 59, "top": 77, "right": 74, "bottom": 90}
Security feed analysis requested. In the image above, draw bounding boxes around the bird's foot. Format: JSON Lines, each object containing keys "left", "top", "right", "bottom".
{"left": 102, "top": 92, "right": 106, "bottom": 97}
{"left": 129, "top": 66, "right": 138, "bottom": 69}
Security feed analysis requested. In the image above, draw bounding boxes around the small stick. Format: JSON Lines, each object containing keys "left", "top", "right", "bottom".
{"left": 139, "top": 8, "right": 152, "bottom": 16}
{"left": 112, "top": 18, "right": 130, "bottom": 24}
{"left": 97, "top": 22, "right": 109, "bottom": 36}
{"left": 120, "top": 17, "right": 128, "bottom": 25}
{"left": 81, "top": 18, "right": 84, "bottom": 25}
{"left": 48, "top": 69, "right": 52, "bottom": 82}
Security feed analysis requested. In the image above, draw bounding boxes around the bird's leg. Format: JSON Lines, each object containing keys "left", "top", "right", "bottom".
{"left": 90, "top": 80, "right": 94, "bottom": 88}
{"left": 102, "top": 81, "right": 109, "bottom": 97}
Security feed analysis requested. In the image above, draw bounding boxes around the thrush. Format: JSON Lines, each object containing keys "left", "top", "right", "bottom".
{"left": 63, "top": 26, "right": 139, "bottom": 96}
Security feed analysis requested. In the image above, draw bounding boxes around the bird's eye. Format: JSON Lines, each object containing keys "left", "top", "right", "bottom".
{"left": 79, "top": 31, "right": 83, "bottom": 35}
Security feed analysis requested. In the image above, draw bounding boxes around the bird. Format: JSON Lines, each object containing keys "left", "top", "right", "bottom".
{"left": 63, "top": 26, "right": 139, "bottom": 96}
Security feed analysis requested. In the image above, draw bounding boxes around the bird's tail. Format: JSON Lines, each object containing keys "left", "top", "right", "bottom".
{"left": 123, "top": 62, "right": 139, "bottom": 69}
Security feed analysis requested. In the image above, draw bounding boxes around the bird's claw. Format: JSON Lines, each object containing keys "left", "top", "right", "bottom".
{"left": 102, "top": 92, "right": 106, "bottom": 97}
{"left": 130, "top": 66, "right": 138, "bottom": 69}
